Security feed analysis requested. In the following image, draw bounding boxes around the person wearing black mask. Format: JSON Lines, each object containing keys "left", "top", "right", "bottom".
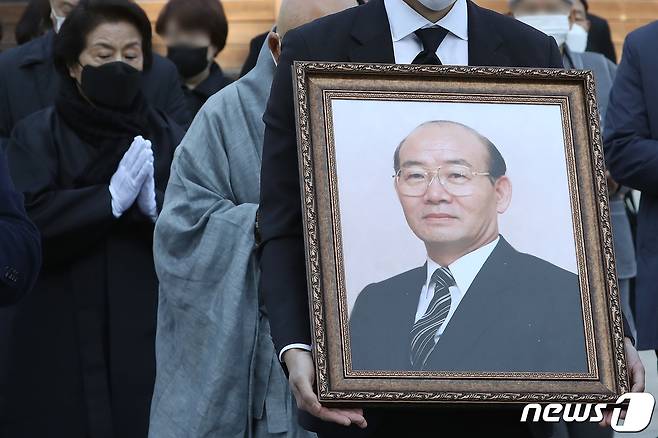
{"left": 156, "top": 0, "right": 231, "bottom": 123}
{"left": 1, "top": 1, "right": 183, "bottom": 437}
{"left": 0, "top": 0, "right": 189, "bottom": 151}
{"left": 14, "top": 0, "right": 52, "bottom": 45}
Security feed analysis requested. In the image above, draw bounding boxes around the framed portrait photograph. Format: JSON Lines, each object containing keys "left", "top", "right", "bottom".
{"left": 293, "top": 62, "right": 629, "bottom": 405}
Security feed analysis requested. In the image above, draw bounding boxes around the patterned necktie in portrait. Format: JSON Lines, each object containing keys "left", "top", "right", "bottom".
{"left": 412, "top": 26, "right": 450, "bottom": 65}
{"left": 410, "top": 266, "right": 455, "bottom": 370}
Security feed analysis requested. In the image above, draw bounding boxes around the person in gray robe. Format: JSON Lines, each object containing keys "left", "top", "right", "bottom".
{"left": 150, "top": 42, "right": 292, "bottom": 438}
{"left": 149, "top": 1, "right": 358, "bottom": 437}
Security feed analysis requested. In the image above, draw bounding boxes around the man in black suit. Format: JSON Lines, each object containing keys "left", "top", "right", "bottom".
{"left": 349, "top": 121, "right": 587, "bottom": 373}
{"left": 258, "top": 0, "right": 641, "bottom": 436}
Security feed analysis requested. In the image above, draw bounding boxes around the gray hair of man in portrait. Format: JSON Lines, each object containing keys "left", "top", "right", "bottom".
{"left": 393, "top": 120, "right": 508, "bottom": 180}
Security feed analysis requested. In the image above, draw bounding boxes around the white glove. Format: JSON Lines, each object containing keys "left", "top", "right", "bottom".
{"left": 136, "top": 139, "right": 158, "bottom": 222}
{"left": 109, "top": 136, "right": 153, "bottom": 218}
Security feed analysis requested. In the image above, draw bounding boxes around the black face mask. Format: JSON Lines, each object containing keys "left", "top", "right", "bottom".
{"left": 167, "top": 45, "right": 209, "bottom": 79}
{"left": 79, "top": 62, "right": 142, "bottom": 110}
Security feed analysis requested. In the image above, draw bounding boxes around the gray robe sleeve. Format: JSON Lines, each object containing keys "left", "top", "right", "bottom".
{"left": 149, "top": 99, "right": 261, "bottom": 437}
{"left": 149, "top": 73, "right": 313, "bottom": 438}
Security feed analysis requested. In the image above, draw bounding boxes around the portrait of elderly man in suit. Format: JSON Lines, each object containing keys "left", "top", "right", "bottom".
{"left": 349, "top": 120, "right": 588, "bottom": 373}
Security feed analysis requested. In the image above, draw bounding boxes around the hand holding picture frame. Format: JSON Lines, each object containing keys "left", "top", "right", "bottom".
{"left": 293, "top": 61, "right": 628, "bottom": 405}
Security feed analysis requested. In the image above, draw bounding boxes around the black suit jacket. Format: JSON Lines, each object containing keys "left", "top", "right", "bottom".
{"left": 350, "top": 237, "right": 588, "bottom": 373}
{"left": 259, "top": 0, "right": 564, "bottom": 358}
{"left": 0, "top": 149, "right": 40, "bottom": 306}
{"left": 604, "top": 22, "right": 658, "bottom": 349}
{"left": 586, "top": 13, "right": 617, "bottom": 64}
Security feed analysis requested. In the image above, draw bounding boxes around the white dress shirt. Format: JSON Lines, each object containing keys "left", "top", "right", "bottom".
{"left": 384, "top": 0, "right": 469, "bottom": 65}
{"left": 279, "top": 0, "right": 471, "bottom": 362}
{"left": 415, "top": 237, "right": 499, "bottom": 343}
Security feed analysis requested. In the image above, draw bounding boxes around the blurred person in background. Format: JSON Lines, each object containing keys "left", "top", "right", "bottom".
{"left": 14, "top": 0, "right": 52, "bottom": 45}
{"left": 0, "top": 1, "right": 183, "bottom": 437}
{"left": 605, "top": 21, "right": 658, "bottom": 363}
{"left": 511, "top": 0, "right": 616, "bottom": 112}
{"left": 565, "top": 0, "right": 588, "bottom": 53}
{"left": 156, "top": 0, "right": 232, "bottom": 123}
{"left": 579, "top": 0, "right": 616, "bottom": 63}
{"left": 511, "top": 0, "right": 639, "bottom": 392}
{"left": 513, "top": 4, "right": 640, "bottom": 435}
{"left": 0, "top": 0, "right": 189, "bottom": 150}
{"left": 149, "top": 1, "right": 358, "bottom": 436}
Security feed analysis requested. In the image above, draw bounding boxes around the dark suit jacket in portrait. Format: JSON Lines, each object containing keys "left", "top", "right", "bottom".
{"left": 349, "top": 237, "right": 588, "bottom": 373}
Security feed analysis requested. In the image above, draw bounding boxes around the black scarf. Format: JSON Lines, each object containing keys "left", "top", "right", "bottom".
{"left": 55, "top": 75, "right": 152, "bottom": 187}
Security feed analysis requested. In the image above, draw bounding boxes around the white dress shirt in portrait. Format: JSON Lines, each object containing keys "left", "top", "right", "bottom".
{"left": 414, "top": 237, "right": 500, "bottom": 343}
{"left": 384, "top": 0, "right": 469, "bottom": 65}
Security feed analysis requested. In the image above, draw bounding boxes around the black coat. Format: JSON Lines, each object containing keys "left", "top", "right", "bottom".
{"left": 586, "top": 13, "right": 617, "bottom": 64}
{"left": 0, "top": 32, "right": 189, "bottom": 148}
{"left": 181, "top": 62, "right": 232, "bottom": 123}
{"left": 239, "top": 32, "right": 268, "bottom": 78}
{"left": 604, "top": 22, "right": 658, "bottom": 350}
{"left": 0, "top": 149, "right": 40, "bottom": 306}
{"left": 257, "top": 1, "right": 563, "bottom": 436}
{"left": 350, "top": 237, "right": 588, "bottom": 372}
{"left": 0, "top": 106, "right": 183, "bottom": 438}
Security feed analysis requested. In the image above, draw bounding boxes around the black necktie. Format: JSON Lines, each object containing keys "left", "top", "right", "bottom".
{"left": 410, "top": 266, "right": 455, "bottom": 370}
{"left": 412, "top": 27, "right": 450, "bottom": 65}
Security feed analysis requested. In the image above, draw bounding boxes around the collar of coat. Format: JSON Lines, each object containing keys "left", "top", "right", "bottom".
{"left": 19, "top": 31, "right": 55, "bottom": 68}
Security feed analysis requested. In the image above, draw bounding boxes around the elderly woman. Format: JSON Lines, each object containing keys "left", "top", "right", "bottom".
{"left": 156, "top": 0, "right": 231, "bottom": 121}
{"left": 3, "top": 1, "right": 183, "bottom": 437}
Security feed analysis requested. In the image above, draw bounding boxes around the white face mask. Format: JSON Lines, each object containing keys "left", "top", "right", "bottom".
{"left": 51, "top": 9, "right": 66, "bottom": 33}
{"left": 416, "top": 0, "right": 457, "bottom": 12}
{"left": 566, "top": 23, "right": 589, "bottom": 53}
{"left": 515, "top": 14, "right": 570, "bottom": 48}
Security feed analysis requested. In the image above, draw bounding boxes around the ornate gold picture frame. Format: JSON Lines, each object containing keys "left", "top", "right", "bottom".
{"left": 293, "top": 61, "right": 628, "bottom": 405}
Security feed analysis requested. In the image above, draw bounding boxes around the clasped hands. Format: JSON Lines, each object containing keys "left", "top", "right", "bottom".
{"left": 109, "top": 136, "right": 158, "bottom": 221}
